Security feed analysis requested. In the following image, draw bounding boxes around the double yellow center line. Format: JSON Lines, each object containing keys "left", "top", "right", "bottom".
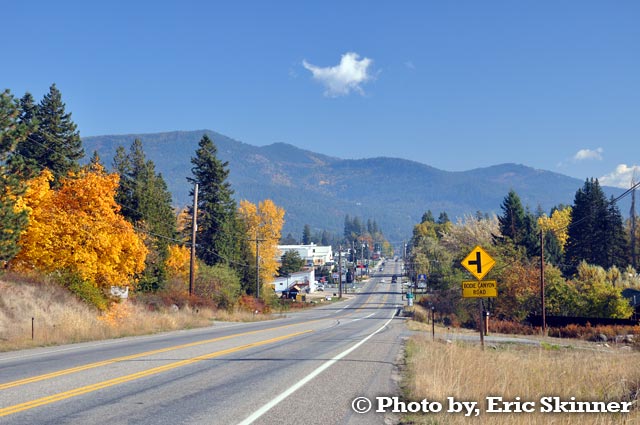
{"left": 0, "top": 325, "right": 313, "bottom": 417}
{"left": 1, "top": 321, "right": 319, "bottom": 391}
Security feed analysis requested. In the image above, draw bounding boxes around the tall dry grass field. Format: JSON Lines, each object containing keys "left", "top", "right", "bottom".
{"left": 404, "top": 335, "right": 639, "bottom": 424}
{"left": 0, "top": 278, "right": 266, "bottom": 352}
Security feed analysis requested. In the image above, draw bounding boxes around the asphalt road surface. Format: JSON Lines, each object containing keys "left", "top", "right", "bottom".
{"left": 0, "top": 261, "right": 407, "bottom": 425}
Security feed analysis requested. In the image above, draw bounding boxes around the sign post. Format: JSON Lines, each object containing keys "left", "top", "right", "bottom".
{"left": 461, "top": 246, "right": 497, "bottom": 349}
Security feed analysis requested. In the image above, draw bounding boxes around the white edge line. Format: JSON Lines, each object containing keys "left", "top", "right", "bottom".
{"left": 237, "top": 314, "right": 395, "bottom": 425}
{"left": 351, "top": 312, "right": 376, "bottom": 322}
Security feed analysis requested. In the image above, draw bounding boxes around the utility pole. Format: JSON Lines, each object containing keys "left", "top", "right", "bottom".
{"left": 248, "top": 233, "right": 266, "bottom": 299}
{"left": 338, "top": 245, "right": 343, "bottom": 298}
{"left": 540, "top": 230, "right": 546, "bottom": 334}
{"left": 631, "top": 176, "right": 637, "bottom": 270}
{"left": 189, "top": 183, "right": 198, "bottom": 297}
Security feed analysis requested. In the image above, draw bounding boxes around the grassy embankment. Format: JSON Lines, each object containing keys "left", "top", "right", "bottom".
{"left": 0, "top": 275, "right": 268, "bottom": 352}
{"left": 402, "top": 305, "right": 640, "bottom": 425}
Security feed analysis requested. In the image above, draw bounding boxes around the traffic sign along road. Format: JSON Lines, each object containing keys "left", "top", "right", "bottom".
{"left": 462, "top": 280, "right": 498, "bottom": 298}
{"left": 461, "top": 245, "right": 496, "bottom": 280}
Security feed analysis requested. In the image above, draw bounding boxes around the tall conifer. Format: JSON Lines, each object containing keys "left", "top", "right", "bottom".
{"left": 15, "top": 84, "right": 84, "bottom": 184}
{"left": 0, "top": 90, "right": 29, "bottom": 264}
{"left": 188, "top": 134, "right": 242, "bottom": 268}
{"left": 565, "top": 178, "right": 628, "bottom": 274}
{"left": 113, "top": 139, "right": 177, "bottom": 290}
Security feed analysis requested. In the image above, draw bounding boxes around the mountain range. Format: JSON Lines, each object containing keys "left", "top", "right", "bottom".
{"left": 82, "top": 130, "right": 628, "bottom": 244}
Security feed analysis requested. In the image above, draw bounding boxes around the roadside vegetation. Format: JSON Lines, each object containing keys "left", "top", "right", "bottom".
{"left": 406, "top": 185, "right": 639, "bottom": 330}
{"left": 0, "top": 273, "right": 276, "bottom": 352}
{"left": 402, "top": 333, "right": 640, "bottom": 424}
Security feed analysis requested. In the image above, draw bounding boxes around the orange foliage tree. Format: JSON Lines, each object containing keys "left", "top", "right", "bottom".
{"left": 11, "top": 166, "right": 147, "bottom": 290}
{"left": 238, "top": 199, "right": 285, "bottom": 297}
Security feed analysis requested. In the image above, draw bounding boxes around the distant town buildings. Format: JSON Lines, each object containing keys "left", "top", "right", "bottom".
{"left": 277, "top": 243, "right": 333, "bottom": 267}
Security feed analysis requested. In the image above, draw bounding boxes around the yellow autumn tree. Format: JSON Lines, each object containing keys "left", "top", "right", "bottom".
{"left": 11, "top": 166, "right": 147, "bottom": 290}
{"left": 166, "top": 244, "right": 192, "bottom": 282}
{"left": 538, "top": 206, "right": 572, "bottom": 251}
{"left": 238, "top": 199, "right": 285, "bottom": 297}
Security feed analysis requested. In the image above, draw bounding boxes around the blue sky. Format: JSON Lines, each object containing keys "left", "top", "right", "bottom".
{"left": 3, "top": 1, "right": 639, "bottom": 188}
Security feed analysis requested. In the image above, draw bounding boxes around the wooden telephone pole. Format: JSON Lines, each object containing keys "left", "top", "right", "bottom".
{"left": 189, "top": 184, "right": 198, "bottom": 297}
{"left": 248, "top": 233, "right": 266, "bottom": 298}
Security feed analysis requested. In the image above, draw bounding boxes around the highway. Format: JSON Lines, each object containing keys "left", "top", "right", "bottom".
{"left": 0, "top": 261, "right": 406, "bottom": 425}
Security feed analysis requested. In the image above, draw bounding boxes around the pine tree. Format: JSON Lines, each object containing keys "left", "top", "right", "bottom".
{"left": 113, "top": 139, "right": 177, "bottom": 290}
{"left": 437, "top": 212, "right": 450, "bottom": 224}
{"left": 498, "top": 190, "right": 526, "bottom": 242}
{"left": 0, "top": 90, "right": 29, "bottom": 264}
{"left": 565, "top": 178, "right": 628, "bottom": 274}
{"left": 601, "top": 197, "right": 629, "bottom": 269}
{"left": 302, "top": 224, "right": 312, "bottom": 245}
{"left": 421, "top": 210, "right": 435, "bottom": 223}
{"left": 188, "top": 134, "right": 241, "bottom": 268}
{"left": 279, "top": 250, "right": 305, "bottom": 276}
{"left": 497, "top": 190, "right": 539, "bottom": 257}
{"left": 15, "top": 84, "right": 84, "bottom": 185}
{"left": 543, "top": 229, "right": 563, "bottom": 265}
{"left": 88, "top": 150, "right": 104, "bottom": 169}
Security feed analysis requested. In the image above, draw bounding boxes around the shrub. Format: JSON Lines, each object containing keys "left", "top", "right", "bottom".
{"left": 488, "top": 319, "right": 538, "bottom": 335}
{"left": 54, "top": 270, "right": 109, "bottom": 311}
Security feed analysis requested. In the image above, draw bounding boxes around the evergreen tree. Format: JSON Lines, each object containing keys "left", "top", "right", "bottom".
{"left": 278, "top": 250, "right": 305, "bottom": 276}
{"left": 601, "top": 196, "right": 629, "bottom": 269}
{"left": 302, "top": 224, "right": 312, "bottom": 245}
{"left": 343, "top": 215, "right": 352, "bottom": 241}
{"left": 88, "top": 150, "right": 104, "bottom": 169}
{"left": 0, "top": 90, "right": 29, "bottom": 264}
{"left": 497, "top": 190, "right": 539, "bottom": 257}
{"left": 321, "top": 230, "right": 330, "bottom": 246}
{"left": 421, "top": 210, "right": 435, "bottom": 223}
{"left": 498, "top": 190, "right": 526, "bottom": 242}
{"left": 188, "top": 134, "right": 241, "bottom": 268}
{"left": 543, "top": 229, "right": 563, "bottom": 266}
{"left": 437, "top": 212, "right": 450, "bottom": 224}
{"left": 352, "top": 216, "right": 363, "bottom": 236}
{"left": 371, "top": 220, "right": 380, "bottom": 235}
{"left": 113, "top": 139, "right": 177, "bottom": 290}
{"left": 15, "top": 84, "right": 84, "bottom": 185}
{"left": 565, "top": 178, "right": 628, "bottom": 274}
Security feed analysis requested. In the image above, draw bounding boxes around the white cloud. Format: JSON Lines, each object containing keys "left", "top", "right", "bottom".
{"left": 600, "top": 164, "right": 640, "bottom": 188}
{"left": 302, "top": 52, "right": 373, "bottom": 97}
{"left": 573, "top": 147, "right": 603, "bottom": 161}
{"left": 404, "top": 60, "right": 416, "bottom": 70}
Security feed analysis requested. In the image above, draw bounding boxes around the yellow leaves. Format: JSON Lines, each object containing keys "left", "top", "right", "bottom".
{"left": 11, "top": 168, "right": 148, "bottom": 290}
{"left": 238, "top": 199, "right": 285, "bottom": 287}
{"left": 166, "top": 244, "right": 191, "bottom": 281}
{"left": 538, "top": 207, "right": 572, "bottom": 250}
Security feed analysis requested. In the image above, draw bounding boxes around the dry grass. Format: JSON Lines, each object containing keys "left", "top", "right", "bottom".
{"left": 403, "top": 335, "right": 640, "bottom": 424}
{"left": 0, "top": 278, "right": 272, "bottom": 352}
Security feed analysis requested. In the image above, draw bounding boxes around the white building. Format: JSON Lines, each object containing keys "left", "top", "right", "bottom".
{"left": 277, "top": 243, "right": 333, "bottom": 267}
{"left": 271, "top": 269, "right": 317, "bottom": 293}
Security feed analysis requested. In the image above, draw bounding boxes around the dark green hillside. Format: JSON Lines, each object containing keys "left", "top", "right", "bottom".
{"left": 83, "top": 130, "right": 627, "bottom": 243}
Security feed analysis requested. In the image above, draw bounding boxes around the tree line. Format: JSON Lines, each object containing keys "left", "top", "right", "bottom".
{"left": 0, "top": 85, "right": 285, "bottom": 311}
{"left": 408, "top": 181, "right": 639, "bottom": 323}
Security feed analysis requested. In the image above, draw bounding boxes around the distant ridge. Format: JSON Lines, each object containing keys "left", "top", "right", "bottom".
{"left": 83, "top": 130, "right": 626, "bottom": 242}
